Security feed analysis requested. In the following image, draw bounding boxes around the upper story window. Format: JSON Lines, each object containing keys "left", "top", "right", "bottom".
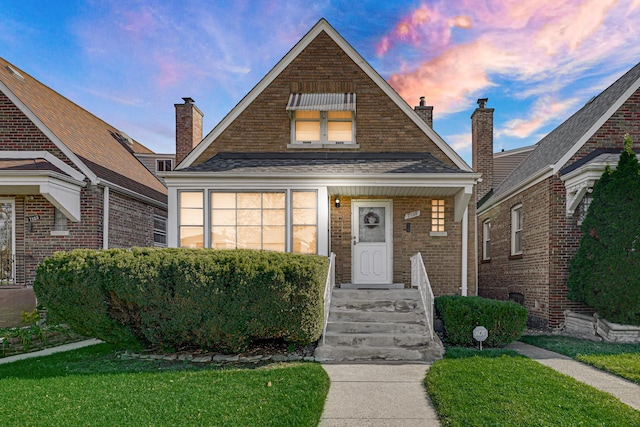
{"left": 511, "top": 204, "right": 523, "bottom": 256}
{"left": 482, "top": 219, "right": 491, "bottom": 261}
{"left": 287, "top": 93, "right": 356, "bottom": 146}
{"left": 156, "top": 159, "right": 172, "bottom": 172}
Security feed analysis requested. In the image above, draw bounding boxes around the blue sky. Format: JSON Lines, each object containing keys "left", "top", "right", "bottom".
{"left": 2, "top": 1, "right": 640, "bottom": 164}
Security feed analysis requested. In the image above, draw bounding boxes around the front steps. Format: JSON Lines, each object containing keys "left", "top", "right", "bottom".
{"left": 315, "top": 288, "right": 444, "bottom": 363}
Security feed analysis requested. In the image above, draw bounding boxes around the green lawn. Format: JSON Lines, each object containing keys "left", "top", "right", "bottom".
{"left": 0, "top": 343, "right": 329, "bottom": 426}
{"left": 426, "top": 349, "right": 640, "bottom": 427}
{"left": 521, "top": 335, "right": 640, "bottom": 384}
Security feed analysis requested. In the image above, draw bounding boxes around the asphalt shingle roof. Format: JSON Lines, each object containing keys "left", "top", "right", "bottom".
{"left": 181, "top": 152, "right": 469, "bottom": 175}
{"left": 487, "top": 61, "right": 640, "bottom": 206}
{"left": 0, "top": 58, "right": 167, "bottom": 203}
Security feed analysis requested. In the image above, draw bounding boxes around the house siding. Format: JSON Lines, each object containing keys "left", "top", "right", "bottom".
{"left": 192, "top": 32, "right": 457, "bottom": 167}
{"left": 108, "top": 191, "right": 164, "bottom": 248}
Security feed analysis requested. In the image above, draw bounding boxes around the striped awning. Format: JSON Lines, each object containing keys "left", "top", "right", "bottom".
{"left": 286, "top": 93, "right": 356, "bottom": 111}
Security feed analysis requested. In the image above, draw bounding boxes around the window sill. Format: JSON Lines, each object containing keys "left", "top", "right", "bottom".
{"left": 481, "top": 258, "right": 491, "bottom": 264}
{"left": 509, "top": 253, "right": 523, "bottom": 260}
{"left": 430, "top": 231, "right": 447, "bottom": 237}
{"left": 287, "top": 143, "right": 360, "bottom": 149}
{"left": 50, "top": 230, "right": 69, "bottom": 236}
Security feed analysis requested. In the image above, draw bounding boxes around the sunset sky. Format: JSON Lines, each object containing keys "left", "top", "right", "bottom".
{"left": 2, "top": 1, "right": 640, "bottom": 164}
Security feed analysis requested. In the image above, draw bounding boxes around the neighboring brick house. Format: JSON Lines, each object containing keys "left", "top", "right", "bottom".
{"left": 0, "top": 57, "right": 168, "bottom": 324}
{"left": 476, "top": 61, "right": 640, "bottom": 329}
{"left": 163, "top": 19, "right": 480, "bottom": 296}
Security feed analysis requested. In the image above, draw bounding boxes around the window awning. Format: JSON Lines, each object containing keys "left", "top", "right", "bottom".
{"left": 286, "top": 93, "right": 356, "bottom": 112}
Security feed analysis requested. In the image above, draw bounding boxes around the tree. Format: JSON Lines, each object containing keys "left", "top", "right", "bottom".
{"left": 567, "top": 134, "right": 640, "bottom": 325}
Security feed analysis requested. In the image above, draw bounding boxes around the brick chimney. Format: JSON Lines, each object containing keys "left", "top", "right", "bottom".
{"left": 175, "top": 97, "right": 204, "bottom": 165}
{"left": 472, "top": 98, "right": 494, "bottom": 202}
{"left": 414, "top": 96, "right": 433, "bottom": 128}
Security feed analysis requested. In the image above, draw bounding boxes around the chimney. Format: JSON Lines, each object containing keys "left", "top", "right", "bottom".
{"left": 472, "top": 98, "right": 494, "bottom": 203}
{"left": 414, "top": 96, "right": 433, "bottom": 128}
{"left": 175, "top": 97, "right": 204, "bottom": 165}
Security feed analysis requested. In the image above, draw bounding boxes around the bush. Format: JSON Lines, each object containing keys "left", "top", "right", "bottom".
{"left": 567, "top": 135, "right": 640, "bottom": 326}
{"left": 34, "top": 248, "right": 328, "bottom": 352}
{"left": 435, "top": 295, "right": 527, "bottom": 347}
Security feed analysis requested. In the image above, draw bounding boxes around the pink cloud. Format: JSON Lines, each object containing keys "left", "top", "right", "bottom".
{"left": 498, "top": 97, "right": 579, "bottom": 138}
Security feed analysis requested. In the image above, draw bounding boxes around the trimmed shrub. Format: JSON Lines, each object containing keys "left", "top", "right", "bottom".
{"left": 435, "top": 295, "right": 527, "bottom": 347}
{"left": 34, "top": 248, "right": 328, "bottom": 352}
{"left": 567, "top": 135, "right": 640, "bottom": 326}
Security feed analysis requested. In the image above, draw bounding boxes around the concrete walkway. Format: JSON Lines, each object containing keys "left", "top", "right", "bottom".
{"left": 0, "top": 338, "right": 102, "bottom": 365}
{"left": 319, "top": 364, "right": 441, "bottom": 426}
{"left": 507, "top": 341, "right": 640, "bottom": 411}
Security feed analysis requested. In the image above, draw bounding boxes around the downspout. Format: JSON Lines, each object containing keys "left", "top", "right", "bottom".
{"left": 103, "top": 186, "right": 109, "bottom": 249}
{"left": 461, "top": 206, "right": 468, "bottom": 296}
{"left": 474, "top": 209, "right": 479, "bottom": 295}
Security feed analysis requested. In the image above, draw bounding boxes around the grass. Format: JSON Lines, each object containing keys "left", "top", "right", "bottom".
{"left": 521, "top": 335, "right": 640, "bottom": 384}
{"left": 0, "top": 343, "right": 330, "bottom": 426}
{"left": 426, "top": 348, "right": 640, "bottom": 427}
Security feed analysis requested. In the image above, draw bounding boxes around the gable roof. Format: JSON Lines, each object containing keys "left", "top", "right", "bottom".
{"left": 481, "top": 61, "right": 640, "bottom": 211}
{"left": 0, "top": 58, "right": 167, "bottom": 204}
{"left": 179, "top": 19, "right": 472, "bottom": 172}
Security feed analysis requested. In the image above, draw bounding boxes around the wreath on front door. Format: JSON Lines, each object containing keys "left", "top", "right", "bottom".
{"left": 363, "top": 211, "right": 380, "bottom": 227}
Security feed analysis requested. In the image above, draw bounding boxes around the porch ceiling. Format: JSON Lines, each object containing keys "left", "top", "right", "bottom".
{"left": 326, "top": 185, "right": 461, "bottom": 197}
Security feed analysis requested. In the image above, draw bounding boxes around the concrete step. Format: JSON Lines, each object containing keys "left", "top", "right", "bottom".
{"left": 331, "top": 298, "right": 422, "bottom": 313}
{"left": 327, "top": 321, "right": 426, "bottom": 334}
{"left": 315, "top": 342, "right": 444, "bottom": 363}
{"left": 329, "top": 310, "right": 426, "bottom": 324}
{"left": 332, "top": 288, "right": 420, "bottom": 300}
{"left": 323, "top": 332, "right": 432, "bottom": 347}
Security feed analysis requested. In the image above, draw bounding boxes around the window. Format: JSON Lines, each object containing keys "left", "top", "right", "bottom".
{"left": 179, "top": 191, "right": 204, "bottom": 248}
{"left": 511, "top": 204, "right": 523, "bottom": 255}
{"left": 431, "top": 199, "right": 445, "bottom": 233}
{"left": 156, "top": 159, "right": 172, "bottom": 172}
{"left": 292, "top": 191, "right": 317, "bottom": 254}
{"left": 51, "top": 207, "right": 69, "bottom": 236}
{"left": 153, "top": 215, "right": 167, "bottom": 247}
{"left": 211, "top": 192, "right": 286, "bottom": 251}
{"left": 482, "top": 220, "right": 491, "bottom": 261}
{"left": 287, "top": 93, "right": 356, "bottom": 145}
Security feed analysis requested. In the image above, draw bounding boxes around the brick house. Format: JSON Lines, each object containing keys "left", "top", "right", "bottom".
{"left": 476, "top": 61, "right": 640, "bottom": 329}
{"left": 164, "top": 19, "right": 479, "bottom": 295}
{"left": 0, "top": 57, "right": 168, "bottom": 325}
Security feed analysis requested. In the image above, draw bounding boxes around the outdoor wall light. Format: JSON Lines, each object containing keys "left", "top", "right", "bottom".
{"left": 335, "top": 196, "right": 340, "bottom": 208}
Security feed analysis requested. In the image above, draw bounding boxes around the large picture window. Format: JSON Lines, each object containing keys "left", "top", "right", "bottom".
{"left": 511, "top": 204, "right": 523, "bottom": 256}
{"left": 211, "top": 192, "right": 286, "bottom": 251}
{"left": 292, "top": 191, "right": 317, "bottom": 254}
{"left": 179, "top": 191, "right": 204, "bottom": 248}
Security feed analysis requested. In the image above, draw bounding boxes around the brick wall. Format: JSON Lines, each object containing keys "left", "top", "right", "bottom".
{"left": 478, "top": 179, "right": 551, "bottom": 327}
{"left": 331, "top": 195, "right": 475, "bottom": 296}
{"left": 193, "top": 31, "right": 457, "bottom": 167}
{"left": 108, "top": 191, "right": 166, "bottom": 248}
{"left": 472, "top": 103, "right": 494, "bottom": 202}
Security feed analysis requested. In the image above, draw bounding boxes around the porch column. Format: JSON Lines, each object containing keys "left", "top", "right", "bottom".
{"left": 461, "top": 206, "right": 468, "bottom": 296}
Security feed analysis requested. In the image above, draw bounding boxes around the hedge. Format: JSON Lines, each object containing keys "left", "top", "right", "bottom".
{"left": 435, "top": 296, "right": 527, "bottom": 347}
{"left": 34, "top": 248, "right": 328, "bottom": 353}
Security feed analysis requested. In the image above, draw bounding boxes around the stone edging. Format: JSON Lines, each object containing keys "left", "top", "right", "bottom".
{"left": 117, "top": 351, "right": 317, "bottom": 364}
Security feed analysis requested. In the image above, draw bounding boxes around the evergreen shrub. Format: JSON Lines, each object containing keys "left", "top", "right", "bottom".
{"left": 435, "top": 295, "right": 527, "bottom": 347}
{"left": 567, "top": 134, "right": 640, "bottom": 326}
{"left": 34, "top": 248, "right": 328, "bottom": 352}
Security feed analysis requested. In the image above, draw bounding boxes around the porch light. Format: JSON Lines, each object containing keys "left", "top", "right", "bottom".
{"left": 334, "top": 196, "right": 340, "bottom": 208}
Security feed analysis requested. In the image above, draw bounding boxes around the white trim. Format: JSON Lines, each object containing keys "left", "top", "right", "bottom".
{"left": 552, "top": 76, "right": 640, "bottom": 175}
{"left": 0, "top": 80, "right": 98, "bottom": 184}
{"left": 461, "top": 206, "right": 468, "bottom": 296}
{"left": 95, "top": 178, "right": 167, "bottom": 209}
{"left": 511, "top": 204, "right": 523, "bottom": 256}
{"left": 103, "top": 186, "right": 109, "bottom": 249}
{"left": 478, "top": 166, "right": 552, "bottom": 214}
{"left": 178, "top": 19, "right": 472, "bottom": 172}
{"left": 560, "top": 160, "right": 617, "bottom": 216}
{"left": 0, "top": 151, "right": 86, "bottom": 182}
{"left": 429, "top": 231, "right": 448, "bottom": 237}
{"left": 482, "top": 219, "right": 491, "bottom": 261}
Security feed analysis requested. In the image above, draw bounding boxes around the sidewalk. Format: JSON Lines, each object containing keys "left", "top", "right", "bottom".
{"left": 507, "top": 341, "right": 640, "bottom": 411}
{"left": 0, "top": 338, "right": 102, "bottom": 365}
{"left": 319, "top": 363, "right": 441, "bottom": 426}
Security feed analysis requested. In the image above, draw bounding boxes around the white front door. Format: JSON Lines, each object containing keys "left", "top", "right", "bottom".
{"left": 352, "top": 200, "right": 392, "bottom": 285}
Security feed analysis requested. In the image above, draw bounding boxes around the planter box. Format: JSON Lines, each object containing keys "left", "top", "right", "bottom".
{"left": 596, "top": 318, "right": 640, "bottom": 343}
{"left": 564, "top": 310, "right": 598, "bottom": 339}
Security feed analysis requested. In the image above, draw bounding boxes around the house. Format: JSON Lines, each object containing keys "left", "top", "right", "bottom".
{"left": 163, "top": 19, "right": 480, "bottom": 361}
{"left": 0, "top": 57, "right": 168, "bottom": 326}
{"left": 476, "top": 61, "right": 640, "bottom": 329}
